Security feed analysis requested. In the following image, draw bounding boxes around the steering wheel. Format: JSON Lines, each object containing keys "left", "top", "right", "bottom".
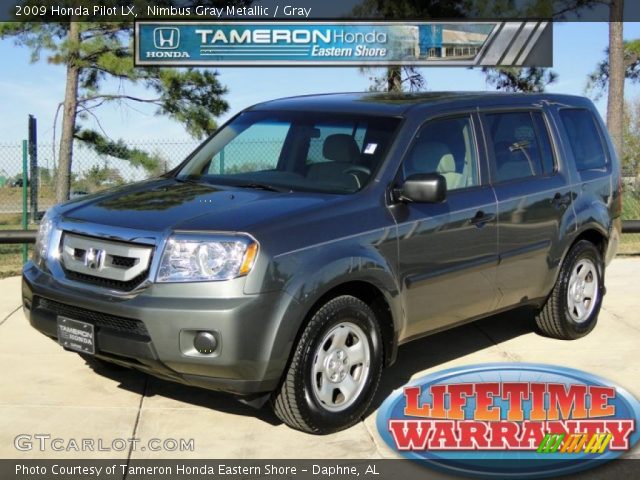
{"left": 343, "top": 166, "right": 371, "bottom": 176}
{"left": 342, "top": 166, "right": 371, "bottom": 189}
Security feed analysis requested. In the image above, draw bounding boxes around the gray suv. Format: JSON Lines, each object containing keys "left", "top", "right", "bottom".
{"left": 23, "top": 92, "right": 621, "bottom": 433}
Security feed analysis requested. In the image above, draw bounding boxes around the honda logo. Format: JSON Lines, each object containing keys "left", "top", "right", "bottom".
{"left": 153, "top": 27, "right": 180, "bottom": 50}
{"left": 84, "top": 248, "right": 105, "bottom": 270}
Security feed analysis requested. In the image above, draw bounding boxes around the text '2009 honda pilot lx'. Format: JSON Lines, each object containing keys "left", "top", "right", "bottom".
{"left": 23, "top": 92, "right": 621, "bottom": 434}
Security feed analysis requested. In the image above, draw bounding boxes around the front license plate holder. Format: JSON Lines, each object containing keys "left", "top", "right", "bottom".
{"left": 57, "top": 316, "right": 95, "bottom": 355}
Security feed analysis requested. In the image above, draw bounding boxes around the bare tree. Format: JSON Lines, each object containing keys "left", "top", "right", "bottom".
{"left": 607, "top": 1, "right": 625, "bottom": 158}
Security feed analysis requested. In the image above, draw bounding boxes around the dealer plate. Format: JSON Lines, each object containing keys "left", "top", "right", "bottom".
{"left": 57, "top": 316, "right": 95, "bottom": 355}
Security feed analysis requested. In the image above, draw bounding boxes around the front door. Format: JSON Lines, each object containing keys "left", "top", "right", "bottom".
{"left": 391, "top": 114, "right": 499, "bottom": 340}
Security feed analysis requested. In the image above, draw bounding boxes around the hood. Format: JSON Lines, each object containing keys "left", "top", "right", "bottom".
{"left": 59, "top": 178, "right": 341, "bottom": 233}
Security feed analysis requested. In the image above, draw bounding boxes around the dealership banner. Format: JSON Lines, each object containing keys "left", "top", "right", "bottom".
{"left": 135, "top": 21, "right": 551, "bottom": 67}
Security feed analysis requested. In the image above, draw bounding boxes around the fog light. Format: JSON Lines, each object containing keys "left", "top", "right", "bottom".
{"left": 193, "top": 331, "right": 217, "bottom": 354}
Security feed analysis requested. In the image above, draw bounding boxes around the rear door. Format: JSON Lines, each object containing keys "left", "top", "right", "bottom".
{"left": 555, "top": 106, "right": 614, "bottom": 233}
{"left": 392, "top": 113, "right": 499, "bottom": 339}
{"left": 482, "top": 107, "right": 574, "bottom": 308}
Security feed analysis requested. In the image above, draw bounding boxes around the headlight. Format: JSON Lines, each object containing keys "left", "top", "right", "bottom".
{"left": 33, "top": 210, "right": 55, "bottom": 266}
{"left": 156, "top": 233, "right": 259, "bottom": 282}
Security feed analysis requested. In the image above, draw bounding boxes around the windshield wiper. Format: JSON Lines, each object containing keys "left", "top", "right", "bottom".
{"left": 234, "top": 182, "right": 289, "bottom": 193}
{"left": 174, "top": 176, "right": 203, "bottom": 185}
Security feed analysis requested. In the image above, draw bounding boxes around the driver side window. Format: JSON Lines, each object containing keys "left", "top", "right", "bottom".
{"left": 403, "top": 116, "right": 479, "bottom": 191}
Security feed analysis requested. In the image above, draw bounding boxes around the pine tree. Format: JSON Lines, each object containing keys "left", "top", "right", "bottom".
{"left": 351, "top": 0, "right": 603, "bottom": 93}
{"left": 482, "top": 67, "right": 558, "bottom": 92}
{"left": 0, "top": 1, "right": 249, "bottom": 202}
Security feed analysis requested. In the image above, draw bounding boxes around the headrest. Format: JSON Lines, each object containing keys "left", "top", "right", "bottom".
{"left": 323, "top": 134, "right": 360, "bottom": 163}
{"left": 407, "top": 141, "right": 452, "bottom": 174}
{"left": 437, "top": 154, "right": 456, "bottom": 174}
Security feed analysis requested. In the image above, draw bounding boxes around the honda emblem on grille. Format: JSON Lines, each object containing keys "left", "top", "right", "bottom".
{"left": 84, "top": 248, "right": 105, "bottom": 270}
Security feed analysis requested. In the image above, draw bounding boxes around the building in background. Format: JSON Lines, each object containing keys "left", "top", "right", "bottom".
{"left": 426, "top": 28, "right": 488, "bottom": 59}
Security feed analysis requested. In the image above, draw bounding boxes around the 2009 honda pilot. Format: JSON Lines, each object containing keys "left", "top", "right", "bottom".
{"left": 23, "top": 92, "right": 621, "bottom": 434}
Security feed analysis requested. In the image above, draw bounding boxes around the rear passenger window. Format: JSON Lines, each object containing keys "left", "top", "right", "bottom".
{"left": 484, "top": 111, "right": 553, "bottom": 183}
{"left": 559, "top": 109, "right": 608, "bottom": 171}
{"left": 531, "top": 112, "right": 555, "bottom": 174}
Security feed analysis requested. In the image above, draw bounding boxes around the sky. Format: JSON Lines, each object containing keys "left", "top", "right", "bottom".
{"left": 1, "top": 22, "right": 640, "bottom": 147}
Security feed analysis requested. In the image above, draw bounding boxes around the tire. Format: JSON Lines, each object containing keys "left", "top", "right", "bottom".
{"left": 272, "top": 295, "right": 383, "bottom": 434}
{"left": 535, "top": 240, "right": 605, "bottom": 339}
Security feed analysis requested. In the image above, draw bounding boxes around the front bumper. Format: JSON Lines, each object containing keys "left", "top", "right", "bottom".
{"left": 22, "top": 261, "right": 299, "bottom": 396}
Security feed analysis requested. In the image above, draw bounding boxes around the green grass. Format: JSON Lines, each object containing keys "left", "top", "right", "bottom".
{"left": 622, "top": 191, "right": 640, "bottom": 220}
{"left": 0, "top": 216, "right": 36, "bottom": 279}
{"left": 0, "top": 243, "right": 31, "bottom": 279}
{"left": 619, "top": 234, "right": 640, "bottom": 255}
{"left": 620, "top": 192, "right": 640, "bottom": 254}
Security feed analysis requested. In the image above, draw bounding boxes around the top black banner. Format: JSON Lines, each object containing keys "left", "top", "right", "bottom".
{"left": 0, "top": 0, "right": 638, "bottom": 23}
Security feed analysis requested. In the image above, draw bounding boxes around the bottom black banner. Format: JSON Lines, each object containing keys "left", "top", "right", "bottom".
{"left": 3, "top": 459, "right": 639, "bottom": 480}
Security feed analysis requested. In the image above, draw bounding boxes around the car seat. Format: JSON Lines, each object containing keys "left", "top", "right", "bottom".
{"left": 306, "top": 134, "right": 362, "bottom": 189}
{"left": 405, "top": 141, "right": 464, "bottom": 190}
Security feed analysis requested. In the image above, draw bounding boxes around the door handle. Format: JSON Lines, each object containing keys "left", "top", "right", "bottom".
{"left": 470, "top": 210, "right": 495, "bottom": 227}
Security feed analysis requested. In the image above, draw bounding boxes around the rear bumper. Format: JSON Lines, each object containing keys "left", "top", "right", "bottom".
{"left": 22, "top": 262, "right": 300, "bottom": 396}
{"left": 605, "top": 217, "right": 622, "bottom": 266}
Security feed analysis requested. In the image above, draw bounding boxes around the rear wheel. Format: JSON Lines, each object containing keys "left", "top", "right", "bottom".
{"left": 535, "top": 240, "right": 604, "bottom": 339}
{"left": 272, "top": 295, "right": 383, "bottom": 434}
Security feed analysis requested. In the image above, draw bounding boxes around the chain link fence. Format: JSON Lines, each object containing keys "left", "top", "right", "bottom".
{"left": 0, "top": 135, "right": 341, "bottom": 228}
{"left": 621, "top": 163, "right": 640, "bottom": 233}
{"left": 0, "top": 138, "right": 639, "bottom": 226}
{"left": 0, "top": 140, "right": 200, "bottom": 227}
{"left": 622, "top": 163, "right": 639, "bottom": 186}
{"left": 0, "top": 137, "right": 639, "bottom": 277}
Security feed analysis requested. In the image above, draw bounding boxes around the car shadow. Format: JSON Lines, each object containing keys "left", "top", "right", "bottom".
{"left": 81, "top": 358, "right": 282, "bottom": 425}
{"left": 368, "top": 306, "right": 538, "bottom": 412}
{"left": 83, "top": 307, "right": 537, "bottom": 428}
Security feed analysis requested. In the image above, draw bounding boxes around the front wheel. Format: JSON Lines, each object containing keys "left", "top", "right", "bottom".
{"left": 272, "top": 295, "right": 383, "bottom": 434}
{"left": 535, "top": 240, "right": 605, "bottom": 339}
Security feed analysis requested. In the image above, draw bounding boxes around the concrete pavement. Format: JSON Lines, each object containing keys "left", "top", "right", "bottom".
{"left": 1, "top": 258, "right": 639, "bottom": 460}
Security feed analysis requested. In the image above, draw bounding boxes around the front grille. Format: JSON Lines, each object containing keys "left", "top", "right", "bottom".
{"left": 63, "top": 269, "right": 149, "bottom": 292}
{"left": 60, "top": 232, "right": 153, "bottom": 291}
{"left": 35, "top": 297, "right": 150, "bottom": 338}
{"left": 111, "top": 255, "right": 137, "bottom": 268}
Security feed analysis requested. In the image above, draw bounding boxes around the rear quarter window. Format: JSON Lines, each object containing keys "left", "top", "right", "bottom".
{"left": 559, "top": 109, "right": 608, "bottom": 171}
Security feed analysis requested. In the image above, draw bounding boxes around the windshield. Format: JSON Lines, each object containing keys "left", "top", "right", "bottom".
{"left": 177, "top": 110, "right": 401, "bottom": 194}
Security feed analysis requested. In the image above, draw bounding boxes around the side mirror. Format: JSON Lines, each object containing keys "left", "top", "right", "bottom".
{"left": 395, "top": 173, "right": 447, "bottom": 203}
